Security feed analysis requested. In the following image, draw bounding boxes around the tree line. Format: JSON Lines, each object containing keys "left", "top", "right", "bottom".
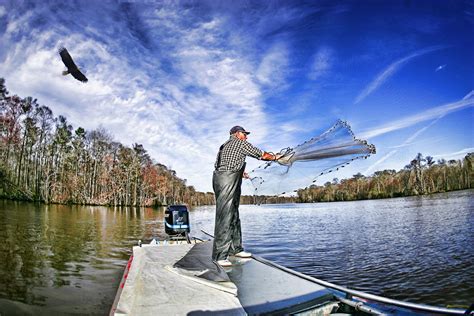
{"left": 0, "top": 78, "right": 215, "bottom": 206}
{"left": 1, "top": 78, "right": 472, "bottom": 207}
{"left": 297, "top": 152, "right": 473, "bottom": 203}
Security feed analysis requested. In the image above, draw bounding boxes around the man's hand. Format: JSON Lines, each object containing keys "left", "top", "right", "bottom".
{"left": 243, "top": 172, "right": 250, "bottom": 179}
{"left": 262, "top": 151, "right": 278, "bottom": 161}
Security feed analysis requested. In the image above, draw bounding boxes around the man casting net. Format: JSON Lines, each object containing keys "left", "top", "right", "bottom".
{"left": 248, "top": 120, "right": 376, "bottom": 197}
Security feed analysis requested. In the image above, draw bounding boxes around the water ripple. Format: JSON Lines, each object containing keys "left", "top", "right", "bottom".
{"left": 0, "top": 190, "right": 472, "bottom": 314}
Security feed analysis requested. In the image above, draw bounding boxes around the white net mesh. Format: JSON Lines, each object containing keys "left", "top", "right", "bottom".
{"left": 248, "top": 120, "right": 376, "bottom": 196}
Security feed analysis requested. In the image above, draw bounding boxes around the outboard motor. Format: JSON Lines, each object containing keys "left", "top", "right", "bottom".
{"left": 164, "top": 205, "right": 190, "bottom": 240}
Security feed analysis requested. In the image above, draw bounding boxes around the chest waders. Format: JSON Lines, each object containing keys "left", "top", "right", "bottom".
{"left": 212, "top": 163, "right": 245, "bottom": 261}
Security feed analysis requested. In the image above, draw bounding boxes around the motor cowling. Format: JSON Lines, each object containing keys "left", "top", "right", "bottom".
{"left": 164, "top": 205, "right": 190, "bottom": 236}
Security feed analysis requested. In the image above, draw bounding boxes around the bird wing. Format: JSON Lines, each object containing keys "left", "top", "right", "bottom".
{"left": 59, "top": 47, "right": 79, "bottom": 71}
{"left": 59, "top": 47, "right": 88, "bottom": 83}
{"left": 71, "top": 69, "right": 88, "bottom": 83}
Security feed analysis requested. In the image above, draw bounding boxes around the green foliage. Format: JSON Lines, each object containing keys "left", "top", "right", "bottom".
{"left": 0, "top": 79, "right": 212, "bottom": 206}
{"left": 1, "top": 78, "right": 471, "bottom": 206}
{"left": 297, "top": 152, "right": 473, "bottom": 202}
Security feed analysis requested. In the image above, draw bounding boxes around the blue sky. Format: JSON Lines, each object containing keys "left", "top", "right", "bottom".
{"left": 0, "top": 0, "right": 472, "bottom": 193}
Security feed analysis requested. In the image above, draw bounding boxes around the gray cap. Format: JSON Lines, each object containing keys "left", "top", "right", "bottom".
{"left": 229, "top": 126, "right": 250, "bottom": 135}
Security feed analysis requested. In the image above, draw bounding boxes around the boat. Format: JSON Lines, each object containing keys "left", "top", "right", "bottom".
{"left": 110, "top": 205, "right": 472, "bottom": 315}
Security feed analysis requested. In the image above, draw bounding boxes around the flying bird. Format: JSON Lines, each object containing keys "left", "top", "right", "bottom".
{"left": 59, "top": 47, "right": 88, "bottom": 83}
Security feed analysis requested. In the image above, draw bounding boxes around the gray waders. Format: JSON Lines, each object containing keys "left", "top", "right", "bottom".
{"left": 212, "top": 164, "right": 245, "bottom": 261}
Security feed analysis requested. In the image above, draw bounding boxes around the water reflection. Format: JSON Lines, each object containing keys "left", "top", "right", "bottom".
{"left": 231, "top": 191, "right": 474, "bottom": 307}
{"left": 0, "top": 190, "right": 473, "bottom": 314}
{"left": 0, "top": 202, "right": 166, "bottom": 315}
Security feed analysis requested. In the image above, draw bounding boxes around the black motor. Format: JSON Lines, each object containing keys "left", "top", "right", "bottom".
{"left": 164, "top": 205, "right": 190, "bottom": 237}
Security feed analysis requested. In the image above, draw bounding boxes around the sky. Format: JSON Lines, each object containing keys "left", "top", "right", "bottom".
{"left": 0, "top": 0, "right": 473, "bottom": 194}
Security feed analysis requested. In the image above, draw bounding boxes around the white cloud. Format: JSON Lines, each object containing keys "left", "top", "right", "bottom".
{"left": 354, "top": 46, "right": 445, "bottom": 104}
{"left": 0, "top": 6, "right": 6, "bottom": 18}
{"left": 364, "top": 116, "right": 442, "bottom": 174}
{"left": 462, "top": 90, "right": 474, "bottom": 100}
{"left": 359, "top": 93, "right": 474, "bottom": 139}
{"left": 432, "top": 148, "right": 474, "bottom": 159}
{"left": 4, "top": 11, "right": 34, "bottom": 38}
{"left": 307, "top": 46, "right": 332, "bottom": 81}
{"left": 2, "top": 2, "right": 469, "bottom": 194}
{"left": 363, "top": 90, "right": 473, "bottom": 174}
{"left": 256, "top": 42, "right": 290, "bottom": 88}
{"left": 0, "top": 2, "right": 273, "bottom": 192}
{"left": 364, "top": 149, "right": 398, "bottom": 174}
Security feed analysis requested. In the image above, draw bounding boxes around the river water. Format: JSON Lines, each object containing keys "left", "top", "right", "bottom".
{"left": 0, "top": 190, "right": 472, "bottom": 315}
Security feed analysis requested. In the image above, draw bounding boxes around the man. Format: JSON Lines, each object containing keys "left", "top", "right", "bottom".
{"left": 212, "top": 126, "right": 277, "bottom": 267}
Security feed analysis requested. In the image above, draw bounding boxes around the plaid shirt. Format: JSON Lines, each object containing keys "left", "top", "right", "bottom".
{"left": 214, "top": 135, "right": 263, "bottom": 171}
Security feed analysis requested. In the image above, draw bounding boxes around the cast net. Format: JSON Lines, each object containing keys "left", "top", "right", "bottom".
{"left": 248, "top": 120, "right": 376, "bottom": 196}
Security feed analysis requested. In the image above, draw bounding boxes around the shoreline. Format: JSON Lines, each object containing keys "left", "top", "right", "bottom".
{"left": 1, "top": 187, "right": 471, "bottom": 207}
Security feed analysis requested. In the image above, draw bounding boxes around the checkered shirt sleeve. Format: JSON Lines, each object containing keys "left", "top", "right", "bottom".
{"left": 214, "top": 136, "right": 263, "bottom": 171}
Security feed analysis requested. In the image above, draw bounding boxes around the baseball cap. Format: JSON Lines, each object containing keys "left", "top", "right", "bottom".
{"left": 229, "top": 126, "right": 250, "bottom": 135}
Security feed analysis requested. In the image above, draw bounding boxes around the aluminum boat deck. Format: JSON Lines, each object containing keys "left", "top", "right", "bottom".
{"left": 110, "top": 241, "right": 335, "bottom": 315}
{"left": 110, "top": 240, "right": 471, "bottom": 316}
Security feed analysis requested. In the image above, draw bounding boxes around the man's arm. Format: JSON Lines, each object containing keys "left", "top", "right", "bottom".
{"left": 240, "top": 140, "right": 278, "bottom": 161}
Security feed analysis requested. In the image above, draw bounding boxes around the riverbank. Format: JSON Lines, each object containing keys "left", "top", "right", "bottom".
{"left": 296, "top": 153, "right": 473, "bottom": 203}
{"left": 1, "top": 177, "right": 472, "bottom": 207}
